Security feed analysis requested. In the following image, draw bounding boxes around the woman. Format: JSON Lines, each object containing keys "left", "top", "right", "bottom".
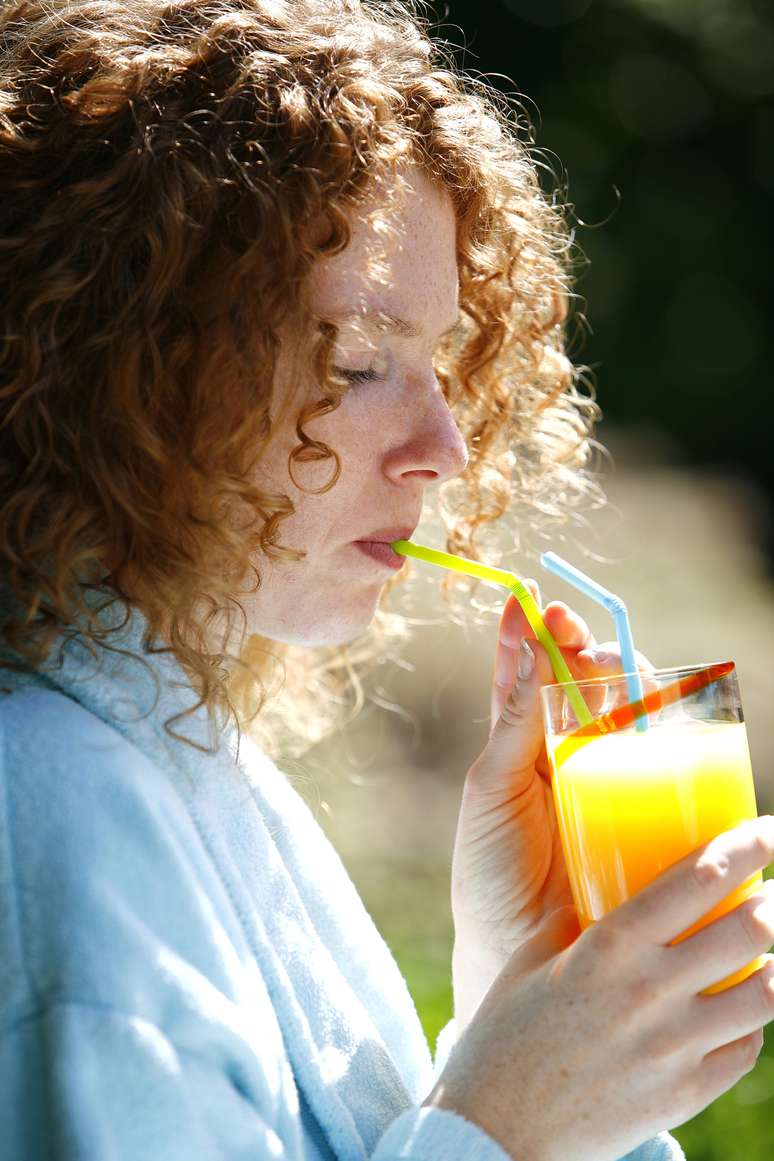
{"left": 1, "top": 2, "right": 773, "bottom": 1159}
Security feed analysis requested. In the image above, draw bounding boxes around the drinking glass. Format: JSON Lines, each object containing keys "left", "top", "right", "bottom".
{"left": 541, "top": 662, "right": 765, "bottom": 994}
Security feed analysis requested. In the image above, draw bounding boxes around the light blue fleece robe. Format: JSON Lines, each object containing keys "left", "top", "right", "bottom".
{"left": 0, "top": 586, "right": 685, "bottom": 1160}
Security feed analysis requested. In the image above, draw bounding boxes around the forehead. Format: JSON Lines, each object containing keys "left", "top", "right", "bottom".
{"left": 323, "top": 305, "right": 461, "bottom": 344}
{"left": 306, "top": 166, "right": 459, "bottom": 323}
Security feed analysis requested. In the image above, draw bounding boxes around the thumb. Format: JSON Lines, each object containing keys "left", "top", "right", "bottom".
{"left": 481, "top": 907, "right": 580, "bottom": 1010}
{"left": 476, "top": 639, "right": 545, "bottom": 793}
{"left": 505, "top": 904, "right": 581, "bottom": 978}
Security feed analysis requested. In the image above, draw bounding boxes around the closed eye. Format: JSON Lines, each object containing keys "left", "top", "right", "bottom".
{"left": 333, "top": 367, "right": 383, "bottom": 385}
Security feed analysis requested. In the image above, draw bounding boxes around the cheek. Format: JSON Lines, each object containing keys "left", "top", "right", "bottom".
{"left": 314, "top": 399, "right": 389, "bottom": 468}
{"left": 336, "top": 380, "right": 407, "bottom": 436}
{"left": 251, "top": 421, "right": 339, "bottom": 498}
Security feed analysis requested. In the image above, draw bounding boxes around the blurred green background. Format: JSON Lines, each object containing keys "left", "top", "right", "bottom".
{"left": 432, "top": 0, "right": 774, "bottom": 565}
{"left": 282, "top": 3, "right": 774, "bottom": 1159}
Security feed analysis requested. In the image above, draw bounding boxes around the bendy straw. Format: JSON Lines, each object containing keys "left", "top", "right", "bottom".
{"left": 390, "top": 539, "right": 593, "bottom": 727}
{"left": 539, "top": 551, "right": 648, "bottom": 733}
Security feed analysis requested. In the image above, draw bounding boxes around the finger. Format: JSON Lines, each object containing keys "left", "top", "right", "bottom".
{"left": 669, "top": 882, "right": 774, "bottom": 994}
{"left": 541, "top": 600, "right": 594, "bottom": 651}
{"left": 573, "top": 644, "right": 658, "bottom": 717}
{"left": 478, "top": 637, "right": 556, "bottom": 793}
{"left": 492, "top": 582, "right": 541, "bottom": 727}
{"left": 498, "top": 579, "right": 542, "bottom": 649}
{"left": 491, "top": 637, "right": 519, "bottom": 730}
{"left": 574, "top": 642, "right": 655, "bottom": 679}
{"left": 691, "top": 1030, "right": 764, "bottom": 1114}
{"left": 690, "top": 957, "right": 774, "bottom": 1054}
{"left": 497, "top": 637, "right": 605, "bottom": 722}
{"left": 616, "top": 816, "right": 774, "bottom": 945}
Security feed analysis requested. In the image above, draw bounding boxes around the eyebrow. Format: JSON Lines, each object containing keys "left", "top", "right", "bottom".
{"left": 328, "top": 309, "right": 462, "bottom": 341}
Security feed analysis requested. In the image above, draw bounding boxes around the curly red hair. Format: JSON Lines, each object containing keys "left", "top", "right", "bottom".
{"left": 0, "top": 0, "right": 601, "bottom": 755}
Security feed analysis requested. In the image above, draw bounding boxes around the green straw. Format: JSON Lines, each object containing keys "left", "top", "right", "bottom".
{"left": 391, "top": 540, "right": 593, "bottom": 727}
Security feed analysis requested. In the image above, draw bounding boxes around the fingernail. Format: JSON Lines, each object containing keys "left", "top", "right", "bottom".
{"left": 589, "top": 649, "right": 612, "bottom": 664}
{"left": 518, "top": 639, "right": 535, "bottom": 680}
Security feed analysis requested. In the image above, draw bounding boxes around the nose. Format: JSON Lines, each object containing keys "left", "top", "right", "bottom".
{"left": 382, "top": 375, "right": 469, "bottom": 485}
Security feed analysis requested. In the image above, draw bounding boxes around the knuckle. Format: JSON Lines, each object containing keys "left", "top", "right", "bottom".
{"left": 582, "top": 917, "right": 637, "bottom": 972}
{"left": 752, "top": 966, "right": 774, "bottom": 1016}
{"left": 584, "top": 918, "right": 623, "bottom": 960}
{"left": 738, "top": 896, "right": 774, "bottom": 954}
{"left": 647, "top": 1024, "right": 682, "bottom": 1065}
{"left": 736, "top": 1033, "right": 762, "bottom": 1076}
{"left": 691, "top": 853, "right": 730, "bottom": 891}
{"left": 750, "top": 831, "right": 774, "bottom": 868}
{"left": 626, "top": 971, "right": 661, "bottom": 1014}
{"left": 499, "top": 686, "right": 530, "bottom": 727}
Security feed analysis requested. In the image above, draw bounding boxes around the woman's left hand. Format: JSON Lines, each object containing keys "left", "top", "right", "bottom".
{"left": 450, "top": 584, "right": 651, "bottom": 1030}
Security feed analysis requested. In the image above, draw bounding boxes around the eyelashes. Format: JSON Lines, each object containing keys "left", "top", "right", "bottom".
{"left": 332, "top": 366, "right": 384, "bottom": 385}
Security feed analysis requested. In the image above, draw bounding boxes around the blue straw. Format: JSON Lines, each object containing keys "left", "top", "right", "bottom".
{"left": 540, "top": 552, "right": 648, "bottom": 733}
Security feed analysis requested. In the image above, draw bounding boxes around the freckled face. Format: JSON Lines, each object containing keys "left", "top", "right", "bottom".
{"left": 244, "top": 166, "right": 469, "bottom": 646}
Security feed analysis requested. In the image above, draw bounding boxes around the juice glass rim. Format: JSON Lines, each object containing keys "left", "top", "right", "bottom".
{"left": 541, "top": 658, "right": 735, "bottom": 694}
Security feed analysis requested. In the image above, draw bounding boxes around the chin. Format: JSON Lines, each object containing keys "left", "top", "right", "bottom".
{"left": 276, "top": 595, "right": 380, "bottom": 648}
{"left": 298, "top": 614, "right": 376, "bottom": 648}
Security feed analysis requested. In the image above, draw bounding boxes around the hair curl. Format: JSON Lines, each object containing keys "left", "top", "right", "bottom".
{"left": 0, "top": 0, "right": 602, "bottom": 757}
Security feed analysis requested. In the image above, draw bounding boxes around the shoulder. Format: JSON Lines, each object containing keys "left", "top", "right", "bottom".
{"left": 0, "top": 686, "right": 195, "bottom": 870}
{"left": 0, "top": 687, "right": 239, "bottom": 1027}
{"left": 1, "top": 684, "right": 156, "bottom": 788}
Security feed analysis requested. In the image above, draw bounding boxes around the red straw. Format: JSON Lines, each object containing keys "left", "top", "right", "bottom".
{"left": 553, "top": 661, "right": 735, "bottom": 768}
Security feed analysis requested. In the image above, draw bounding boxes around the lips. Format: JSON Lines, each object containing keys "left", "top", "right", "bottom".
{"left": 351, "top": 524, "right": 417, "bottom": 571}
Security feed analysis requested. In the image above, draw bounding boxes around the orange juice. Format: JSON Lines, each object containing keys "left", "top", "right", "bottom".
{"left": 547, "top": 718, "right": 764, "bottom": 993}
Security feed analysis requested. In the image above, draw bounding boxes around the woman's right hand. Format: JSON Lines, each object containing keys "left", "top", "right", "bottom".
{"left": 424, "top": 815, "right": 774, "bottom": 1161}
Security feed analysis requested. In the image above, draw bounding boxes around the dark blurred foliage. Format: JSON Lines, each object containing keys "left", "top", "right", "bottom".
{"left": 430, "top": 0, "right": 774, "bottom": 563}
